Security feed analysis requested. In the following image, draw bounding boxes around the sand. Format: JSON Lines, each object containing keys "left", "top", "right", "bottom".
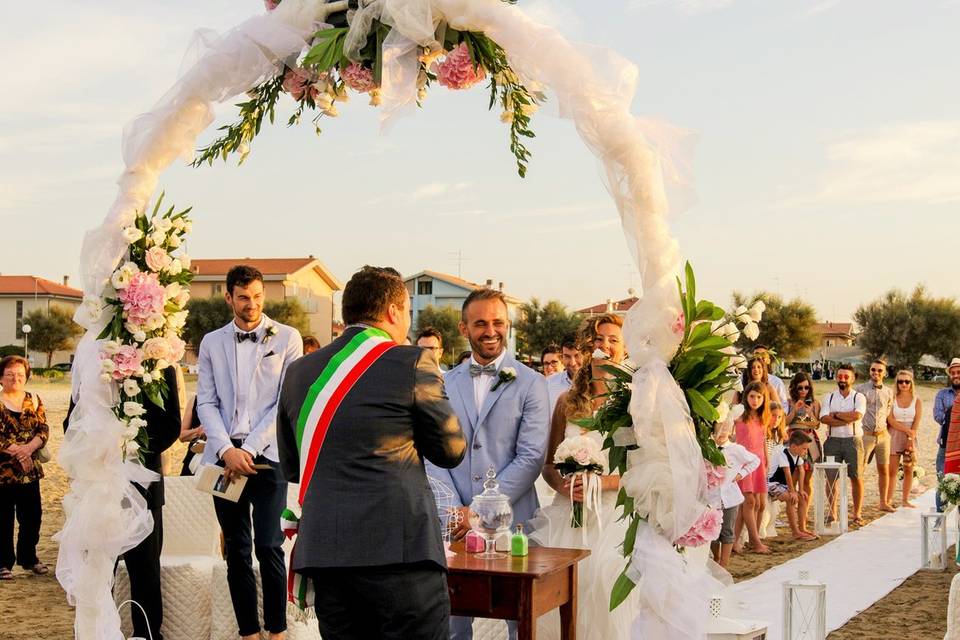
{"left": 0, "top": 378, "right": 950, "bottom": 638}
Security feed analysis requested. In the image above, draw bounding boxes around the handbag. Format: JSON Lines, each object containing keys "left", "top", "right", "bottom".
{"left": 34, "top": 444, "right": 52, "bottom": 463}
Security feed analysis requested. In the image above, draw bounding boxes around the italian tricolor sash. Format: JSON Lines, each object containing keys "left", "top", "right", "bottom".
{"left": 282, "top": 327, "right": 395, "bottom": 611}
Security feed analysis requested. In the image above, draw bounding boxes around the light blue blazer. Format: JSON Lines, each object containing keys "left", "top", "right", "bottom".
{"left": 427, "top": 354, "right": 550, "bottom": 526}
{"left": 196, "top": 315, "right": 302, "bottom": 464}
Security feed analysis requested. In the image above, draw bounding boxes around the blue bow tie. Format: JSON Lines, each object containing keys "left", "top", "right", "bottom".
{"left": 469, "top": 363, "right": 497, "bottom": 377}
{"left": 236, "top": 332, "right": 258, "bottom": 343}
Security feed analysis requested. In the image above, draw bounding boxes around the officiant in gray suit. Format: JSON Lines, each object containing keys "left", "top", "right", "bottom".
{"left": 277, "top": 265, "right": 466, "bottom": 640}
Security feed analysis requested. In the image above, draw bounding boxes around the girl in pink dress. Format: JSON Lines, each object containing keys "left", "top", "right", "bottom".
{"left": 734, "top": 381, "right": 772, "bottom": 554}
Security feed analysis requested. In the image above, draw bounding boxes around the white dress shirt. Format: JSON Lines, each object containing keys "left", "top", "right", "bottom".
{"left": 547, "top": 371, "right": 573, "bottom": 418}
{"left": 819, "top": 388, "right": 867, "bottom": 438}
{"left": 708, "top": 442, "right": 760, "bottom": 509}
{"left": 471, "top": 350, "right": 508, "bottom": 411}
{"left": 232, "top": 317, "right": 264, "bottom": 441}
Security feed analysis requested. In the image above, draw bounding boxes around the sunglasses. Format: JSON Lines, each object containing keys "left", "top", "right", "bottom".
{"left": 897, "top": 380, "right": 912, "bottom": 385}
{"left": 796, "top": 386, "right": 810, "bottom": 392}
{"left": 869, "top": 368, "right": 885, "bottom": 373}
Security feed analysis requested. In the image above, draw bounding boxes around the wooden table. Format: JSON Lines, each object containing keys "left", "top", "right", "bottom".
{"left": 446, "top": 544, "right": 590, "bottom": 640}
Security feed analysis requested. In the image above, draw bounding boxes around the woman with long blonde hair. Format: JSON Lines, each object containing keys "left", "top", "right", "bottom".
{"left": 886, "top": 370, "right": 923, "bottom": 508}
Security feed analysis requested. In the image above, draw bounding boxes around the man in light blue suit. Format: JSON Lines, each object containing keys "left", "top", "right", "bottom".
{"left": 426, "top": 288, "right": 550, "bottom": 640}
{"left": 196, "top": 265, "right": 302, "bottom": 640}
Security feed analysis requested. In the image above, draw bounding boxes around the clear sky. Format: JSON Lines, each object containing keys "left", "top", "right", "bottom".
{"left": 2, "top": 0, "right": 957, "bottom": 321}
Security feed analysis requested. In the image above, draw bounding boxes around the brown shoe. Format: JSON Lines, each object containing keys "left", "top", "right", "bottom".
{"left": 28, "top": 563, "right": 49, "bottom": 575}
{"left": 0, "top": 567, "right": 13, "bottom": 581}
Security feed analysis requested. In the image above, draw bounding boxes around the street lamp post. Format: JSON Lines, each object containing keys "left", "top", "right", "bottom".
{"left": 21, "top": 323, "right": 31, "bottom": 364}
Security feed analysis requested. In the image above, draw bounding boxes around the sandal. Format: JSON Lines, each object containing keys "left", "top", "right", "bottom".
{"left": 852, "top": 517, "right": 866, "bottom": 526}
{"left": 28, "top": 563, "right": 48, "bottom": 575}
{"left": 0, "top": 568, "right": 13, "bottom": 581}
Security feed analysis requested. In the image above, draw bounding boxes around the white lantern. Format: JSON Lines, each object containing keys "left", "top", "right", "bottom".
{"left": 921, "top": 510, "right": 949, "bottom": 571}
{"left": 812, "top": 461, "right": 848, "bottom": 536}
{"left": 783, "top": 570, "right": 826, "bottom": 640}
{"left": 706, "top": 595, "right": 768, "bottom": 640}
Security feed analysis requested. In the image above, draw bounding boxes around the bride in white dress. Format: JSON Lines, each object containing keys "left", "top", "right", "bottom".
{"left": 530, "top": 313, "right": 640, "bottom": 640}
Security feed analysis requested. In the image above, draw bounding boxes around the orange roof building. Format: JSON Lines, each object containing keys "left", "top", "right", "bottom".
{"left": 0, "top": 275, "right": 83, "bottom": 366}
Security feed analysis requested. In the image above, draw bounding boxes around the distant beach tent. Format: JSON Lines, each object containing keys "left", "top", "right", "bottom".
{"left": 791, "top": 345, "right": 867, "bottom": 365}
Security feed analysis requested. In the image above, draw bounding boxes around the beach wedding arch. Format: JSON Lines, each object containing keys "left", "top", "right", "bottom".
{"left": 58, "top": 1, "right": 750, "bottom": 638}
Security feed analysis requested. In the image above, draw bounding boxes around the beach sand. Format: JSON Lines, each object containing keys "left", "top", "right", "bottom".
{"left": 0, "top": 378, "right": 950, "bottom": 638}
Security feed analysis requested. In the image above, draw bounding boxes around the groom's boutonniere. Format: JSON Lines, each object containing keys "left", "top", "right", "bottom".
{"left": 491, "top": 367, "right": 517, "bottom": 391}
{"left": 262, "top": 325, "right": 278, "bottom": 343}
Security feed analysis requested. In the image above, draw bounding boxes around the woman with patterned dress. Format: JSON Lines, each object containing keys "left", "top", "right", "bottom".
{"left": 0, "top": 355, "right": 50, "bottom": 580}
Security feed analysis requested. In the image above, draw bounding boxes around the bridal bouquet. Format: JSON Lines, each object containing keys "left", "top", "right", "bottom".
{"left": 939, "top": 473, "right": 960, "bottom": 510}
{"left": 194, "top": 0, "right": 545, "bottom": 177}
{"left": 554, "top": 434, "right": 605, "bottom": 528}
{"left": 93, "top": 195, "right": 193, "bottom": 462}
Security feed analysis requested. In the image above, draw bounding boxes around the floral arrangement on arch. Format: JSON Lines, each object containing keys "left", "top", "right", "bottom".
{"left": 92, "top": 196, "right": 194, "bottom": 462}
{"left": 193, "top": 0, "right": 544, "bottom": 177}
{"left": 578, "top": 262, "right": 765, "bottom": 609}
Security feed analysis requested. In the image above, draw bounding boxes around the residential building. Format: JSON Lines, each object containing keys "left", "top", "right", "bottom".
{"left": 190, "top": 257, "right": 342, "bottom": 345}
{"left": 813, "top": 322, "right": 856, "bottom": 347}
{"left": 0, "top": 275, "right": 83, "bottom": 366}
{"left": 404, "top": 270, "right": 522, "bottom": 354}
{"left": 576, "top": 296, "right": 638, "bottom": 317}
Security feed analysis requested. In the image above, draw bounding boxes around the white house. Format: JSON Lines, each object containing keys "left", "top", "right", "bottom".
{"left": 0, "top": 275, "right": 83, "bottom": 366}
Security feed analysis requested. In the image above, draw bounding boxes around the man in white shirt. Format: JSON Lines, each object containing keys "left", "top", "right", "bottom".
{"left": 854, "top": 359, "right": 895, "bottom": 512}
{"left": 819, "top": 363, "right": 868, "bottom": 525}
{"left": 416, "top": 326, "right": 445, "bottom": 372}
{"left": 546, "top": 336, "right": 582, "bottom": 418}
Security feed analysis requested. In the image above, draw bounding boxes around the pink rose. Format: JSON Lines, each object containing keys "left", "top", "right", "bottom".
{"left": 574, "top": 448, "right": 592, "bottom": 466}
{"left": 674, "top": 508, "right": 723, "bottom": 547}
{"left": 168, "top": 335, "right": 186, "bottom": 363}
{"left": 145, "top": 246, "right": 172, "bottom": 273}
{"left": 118, "top": 272, "right": 166, "bottom": 327}
{"left": 142, "top": 337, "right": 173, "bottom": 362}
{"left": 436, "top": 43, "right": 486, "bottom": 90}
{"left": 340, "top": 63, "right": 377, "bottom": 93}
{"left": 282, "top": 66, "right": 320, "bottom": 102}
{"left": 110, "top": 345, "right": 143, "bottom": 381}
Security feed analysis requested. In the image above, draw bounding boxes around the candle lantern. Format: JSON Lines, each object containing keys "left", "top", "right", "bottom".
{"left": 812, "top": 461, "right": 848, "bottom": 536}
{"left": 920, "top": 510, "right": 949, "bottom": 571}
{"left": 783, "top": 570, "right": 826, "bottom": 640}
{"left": 706, "top": 595, "right": 768, "bottom": 640}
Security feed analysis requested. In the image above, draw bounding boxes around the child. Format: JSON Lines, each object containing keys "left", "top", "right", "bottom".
{"left": 709, "top": 404, "right": 761, "bottom": 567}
{"left": 768, "top": 430, "right": 817, "bottom": 540}
{"left": 734, "top": 381, "right": 772, "bottom": 554}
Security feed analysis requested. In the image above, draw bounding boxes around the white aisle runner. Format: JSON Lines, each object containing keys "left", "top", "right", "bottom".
{"left": 725, "top": 489, "right": 955, "bottom": 639}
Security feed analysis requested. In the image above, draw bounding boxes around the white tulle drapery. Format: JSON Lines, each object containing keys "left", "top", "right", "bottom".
{"left": 62, "top": 0, "right": 707, "bottom": 637}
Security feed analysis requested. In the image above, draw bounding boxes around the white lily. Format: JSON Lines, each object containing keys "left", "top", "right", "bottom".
{"left": 743, "top": 322, "right": 760, "bottom": 341}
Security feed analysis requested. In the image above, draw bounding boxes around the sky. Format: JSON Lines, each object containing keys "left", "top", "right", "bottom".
{"left": 2, "top": 0, "right": 958, "bottom": 321}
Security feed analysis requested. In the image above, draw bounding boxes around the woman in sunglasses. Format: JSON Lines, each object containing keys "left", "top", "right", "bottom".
{"left": 887, "top": 370, "right": 923, "bottom": 508}
{"left": 786, "top": 372, "right": 821, "bottom": 531}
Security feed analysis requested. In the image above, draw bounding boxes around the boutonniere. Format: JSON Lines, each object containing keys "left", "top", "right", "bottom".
{"left": 262, "top": 325, "right": 278, "bottom": 343}
{"left": 491, "top": 367, "right": 517, "bottom": 391}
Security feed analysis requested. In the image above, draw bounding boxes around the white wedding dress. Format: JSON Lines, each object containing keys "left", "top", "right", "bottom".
{"left": 529, "top": 424, "right": 640, "bottom": 640}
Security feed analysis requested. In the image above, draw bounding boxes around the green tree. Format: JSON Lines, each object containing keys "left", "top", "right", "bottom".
{"left": 183, "top": 297, "right": 232, "bottom": 352}
{"left": 515, "top": 298, "right": 581, "bottom": 359}
{"left": 264, "top": 298, "right": 311, "bottom": 336}
{"left": 731, "top": 291, "right": 818, "bottom": 362}
{"left": 23, "top": 306, "right": 82, "bottom": 367}
{"left": 854, "top": 286, "right": 960, "bottom": 370}
{"left": 416, "top": 305, "right": 466, "bottom": 366}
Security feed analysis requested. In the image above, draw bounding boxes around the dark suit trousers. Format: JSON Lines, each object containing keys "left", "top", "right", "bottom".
{"left": 0, "top": 481, "right": 41, "bottom": 570}
{"left": 306, "top": 562, "right": 450, "bottom": 640}
{"left": 213, "top": 458, "right": 287, "bottom": 636}
{"left": 122, "top": 506, "right": 164, "bottom": 640}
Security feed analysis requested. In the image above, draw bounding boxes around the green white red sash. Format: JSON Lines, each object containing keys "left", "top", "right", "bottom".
{"left": 282, "top": 327, "right": 395, "bottom": 611}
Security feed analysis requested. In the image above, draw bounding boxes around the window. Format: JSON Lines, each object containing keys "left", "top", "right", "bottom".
{"left": 417, "top": 280, "right": 433, "bottom": 295}
{"left": 15, "top": 300, "right": 22, "bottom": 339}
{"left": 213, "top": 283, "right": 223, "bottom": 295}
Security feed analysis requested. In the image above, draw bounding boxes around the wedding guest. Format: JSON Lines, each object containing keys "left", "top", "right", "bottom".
{"left": 855, "top": 360, "right": 895, "bottom": 512}
{"left": 178, "top": 395, "right": 205, "bottom": 476}
{"left": 278, "top": 266, "right": 465, "bottom": 640}
{"left": 734, "top": 382, "right": 772, "bottom": 554}
{"left": 934, "top": 359, "right": 960, "bottom": 511}
{"left": 417, "top": 327, "right": 445, "bottom": 371}
{"left": 754, "top": 345, "right": 789, "bottom": 409}
{"left": 301, "top": 335, "right": 320, "bottom": 355}
{"left": 546, "top": 335, "right": 581, "bottom": 417}
{"left": 767, "top": 430, "right": 816, "bottom": 540}
{"left": 786, "top": 372, "right": 821, "bottom": 527}
{"left": 887, "top": 370, "right": 923, "bottom": 508}
{"left": 426, "top": 288, "right": 549, "bottom": 640}
{"left": 734, "top": 356, "right": 781, "bottom": 407}
{"left": 197, "top": 265, "right": 303, "bottom": 640}
{"left": 709, "top": 405, "right": 760, "bottom": 568}
{"left": 540, "top": 344, "right": 562, "bottom": 378}
{"left": 455, "top": 350, "right": 472, "bottom": 367}
{"left": 819, "top": 364, "right": 867, "bottom": 525}
{"left": 0, "top": 356, "right": 49, "bottom": 581}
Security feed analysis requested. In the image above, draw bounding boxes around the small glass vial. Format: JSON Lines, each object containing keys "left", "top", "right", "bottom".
{"left": 511, "top": 524, "right": 528, "bottom": 557}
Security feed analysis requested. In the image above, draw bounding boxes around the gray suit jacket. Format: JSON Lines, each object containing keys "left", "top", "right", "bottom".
{"left": 277, "top": 327, "right": 466, "bottom": 570}
{"left": 427, "top": 354, "right": 550, "bottom": 527}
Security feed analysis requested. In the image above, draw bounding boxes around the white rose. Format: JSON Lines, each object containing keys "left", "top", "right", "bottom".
{"left": 174, "top": 290, "right": 190, "bottom": 308}
{"left": 502, "top": 367, "right": 517, "bottom": 377}
{"left": 165, "top": 283, "right": 183, "bottom": 301}
{"left": 167, "top": 234, "right": 182, "bottom": 249}
{"left": 100, "top": 358, "right": 116, "bottom": 373}
{"left": 155, "top": 358, "right": 170, "bottom": 371}
{"left": 142, "top": 373, "right": 153, "bottom": 384}
{"left": 122, "top": 226, "right": 144, "bottom": 244}
{"left": 179, "top": 253, "right": 192, "bottom": 270}
{"left": 129, "top": 417, "right": 148, "bottom": 430}
{"left": 101, "top": 340, "right": 121, "bottom": 356}
{"left": 165, "top": 258, "right": 183, "bottom": 275}
{"left": 121, "top": 261, "right": 140, "bottom": 275}
{"left": 153, "top": 217, "right": 173, "bottom": 232}
{"left": 111, "top": 268, "right": 132, "bottom": 290}
{"left": 148, "top": 230, "right": 166, "bottom": 247}
{"left": 124, "top": 441, "right": 140, "bottom": 459}
{"left": 123, "top": 424, "right": 140, "bottom": 439}
{"left": 743, "top": 322, "right": 760, "bottom": 341}
{"left": 122, "top": 379, "right": 141, "bottom": 397}
{"left": 123, "top": 401, "right": 146, "bottom": 417}
{"left": 167, "top": 311, "right": 188, "bottom": 330}
{"left": 145, "top": 314, "right": 166, "bottom": 331}
{"left": 132, "top": 330, "right": 147, "bottom": 343}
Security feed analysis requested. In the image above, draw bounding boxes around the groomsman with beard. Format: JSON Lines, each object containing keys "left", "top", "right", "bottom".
{"left": 197, "top": 265, "right": 303, "bottom": 640}
{"left": 427, "top": 288, "right": 550, "bottom": 640}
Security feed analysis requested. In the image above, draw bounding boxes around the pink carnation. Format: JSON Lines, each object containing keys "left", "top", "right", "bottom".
{"left": 672, "top": 312, "right": 685, "bottom": 336}
{"left": 340, "top": 63, "right": 377, "bottom": 93}
{"left": 110, "top": 345, "right": 143, "bottom": 381}
{"left": 282, "top": 67, "right": 319, "bottom": 102}
{"left": 674, "top": 508, "right": 723, "bottom": 547}
{"left": 704, "top": 460, "right": 726, "bottom": 492}
{"left": 118, "top": 272, "right": 166, "bottom": 327}
{"left": 437, "top": 43, "right": 486, "bottom": 90}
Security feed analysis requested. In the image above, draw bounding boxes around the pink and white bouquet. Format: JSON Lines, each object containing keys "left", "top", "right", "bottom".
{"left": 97, "top": 195, "right": 193, "bottom": 461}
{"left": 554, "top": 434, "right": 605, "bottom": 528}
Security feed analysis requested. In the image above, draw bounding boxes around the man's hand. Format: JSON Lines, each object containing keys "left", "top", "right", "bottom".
{"left": 222, "top": 447, "right": 257, "bottom": 481}
{"left": 450, "top": 506, "right": 472, "bottom": 541}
